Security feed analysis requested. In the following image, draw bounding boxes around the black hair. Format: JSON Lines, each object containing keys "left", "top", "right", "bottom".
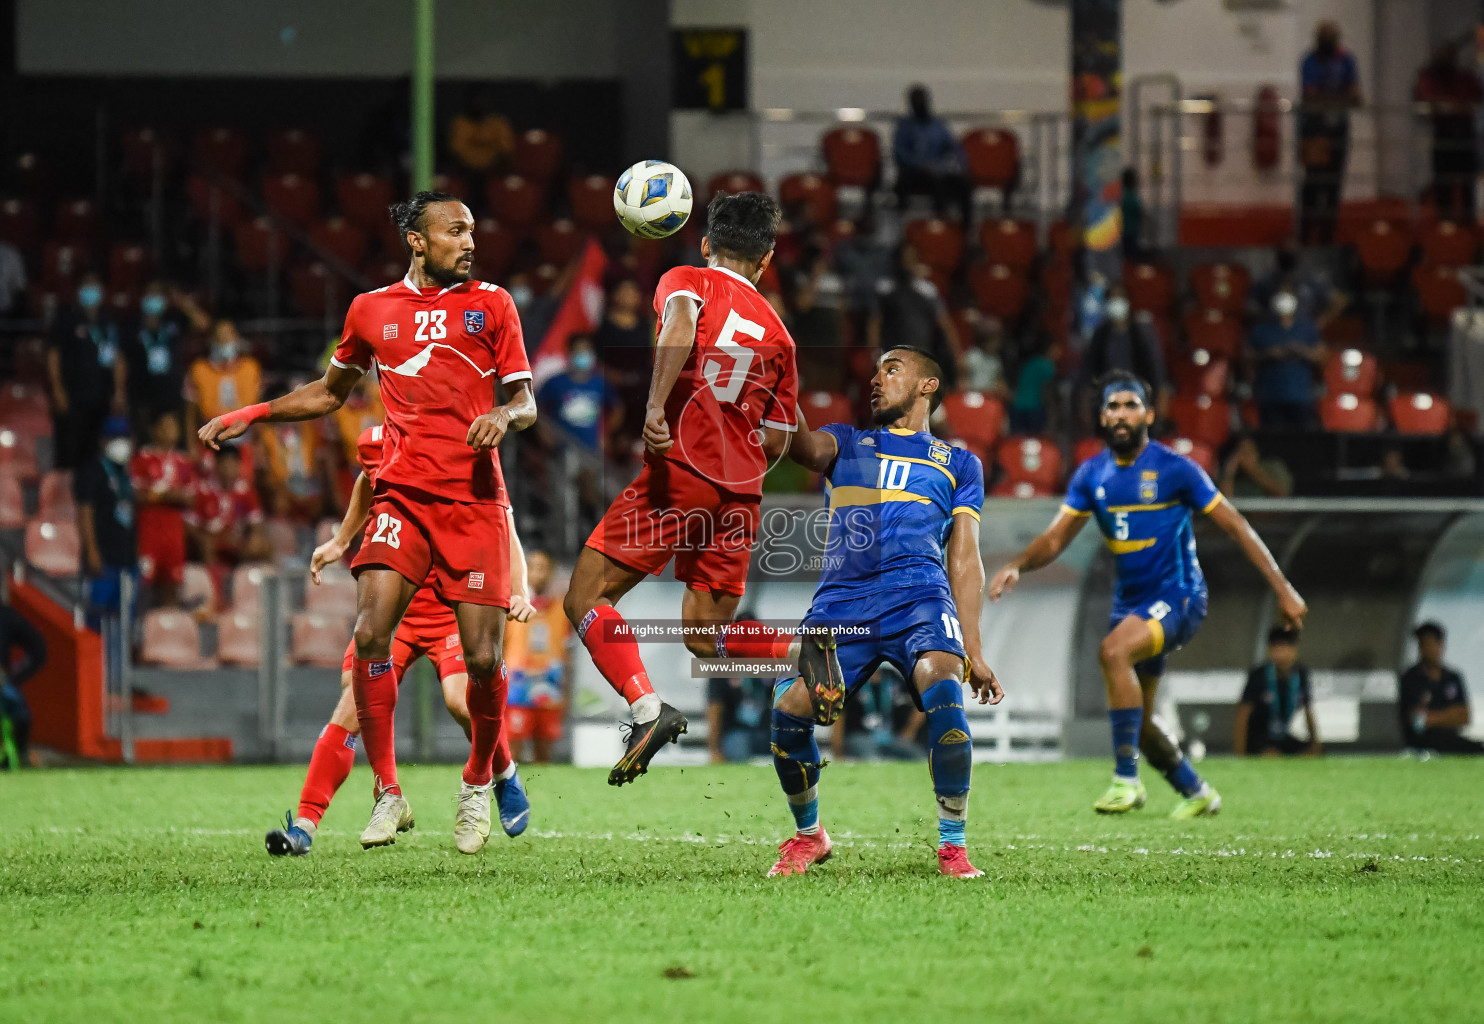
{"left": 389, "top": 190, "right": 463, "bottom": 254}
{"left": 1414, "top": 621, "right": 1446, "bottom": 642}
{"left": 881, "top": 345, "right": 944, "bottom": 411}
{"left": 1094, "top": 368, "right": 1153, "bottom": 404}
{"left": 216, "top": 445, "right": 243, "bottom": 461}
{"left": 706, "top": 191, "right": 780, "bottom": 263}
{"left": 1268, "top": 626, "right": 1299, "bottom": 646}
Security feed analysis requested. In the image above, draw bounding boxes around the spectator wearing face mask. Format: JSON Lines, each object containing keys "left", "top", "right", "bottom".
{"left": 1250, "top": 242, "right": 1347, "bottom": 331}
{"left": 536, "top": 335, "right": 623, "bottom": 455}
{"left": 1074, "top": 286, "right": 1168, "bottom": 427}
{"left": 185, "top": 321, "right": 262, "bottom": 452}
{"left": 124, "top": 282, "right": 209, "bottom": 436}
{"left": 47, "top": 272, "right": 127, "bottom": 469}
{"left": 1248, "top": 283, "right": 1326, "bottom": 429}
{"left": 75, "top": 417, "right": 139, "bottom": 613}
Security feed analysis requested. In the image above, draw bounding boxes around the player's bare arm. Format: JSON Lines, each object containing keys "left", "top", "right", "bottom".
{"left": 467, "top": 379, "right": 536, "bottom": 450}
{"left": 783, "top": 406, "right": 839, "bottom": 474}
{"left": 310, "top": 470, "right": 373, "bottom": 584}
{"left": 1205, "top": 497, "right": 1308, "bottom": 629}
{"left": 507, "top": 507, "right": 537, "bottom": 624}
{"left": 643, "top": 294, "right": 699, "bottom": 454}
{"left": 198, "top": 362, "right": 360, "bottom": 450}
{"left": 947, "top": 511, "right": 1003, "bottom": 705}
{"left": 989, "top": 509, "right": 1089, "bottom": 601}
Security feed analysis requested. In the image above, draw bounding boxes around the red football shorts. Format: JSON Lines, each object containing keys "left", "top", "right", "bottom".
{"left": 137, "top": 506, "right": 185, "bottom": 587}
{"left": 352, "top": 483, "right": 511, "bottom": 608}
{"left": 587, "top": 461, "right": 759, "bottom": 596}
{"left": 340, "top": 604, "right": 466, "bottom": 681}
{"left": 507, "top": 705, "right": 563, "bottom": 743}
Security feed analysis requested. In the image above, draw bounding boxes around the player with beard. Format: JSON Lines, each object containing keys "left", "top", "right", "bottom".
{"left": 990, "top": 370, "right": 1307, "bottom": 817}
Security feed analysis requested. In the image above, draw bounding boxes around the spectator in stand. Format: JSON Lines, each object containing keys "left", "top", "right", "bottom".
{"left": 504, "top": 549, "right": 572, "bottom": 764}
{"left": 130, "top": 411, "right": 196, "bottom": 608}
{"left": 1297, "top": 21, "right": 1361, "bottom": 243}
{"left": 1218, "top": 433, "right": 1294, "bottom": 498}
{"left": 594, "top": 277, "right": 654, "bottom": 434}
{"left": 1235, "top": 627, "right": 1320, "bottom": 756}
{"left": 1120, "top": 167, "right": 1146, "bottom": 259}
{"left": 1378, "top": 446, "right": 1410, "bottom": 482}
{"left": 834, "top": 211, "right": 892, "bottom": 316}
{"left": 1250, "top": 242, "right": 1347, "bottom": 331}
{"left": 48, "top": 272, "right": 126, "bottom": 470}
{"left": 892, "top": 84, "right": 973, "bottom": 227}
{"left": 706, "top": 675, "right": 772, "bottom": 763}
{"left": 1074, "top": 285, "right": 1168, "bottom": 427}
{"left": 124, "top": 282, "right": 209, "bottom": 436}
{"left": 536, "top": 335, "right": 623, "bottom": 456}
{"left": 789, "top": 249, "right": 848, "bottom": 394}
{"left": 1415, "top": 38, "right": 1483, "bottom": 222}
{"left": 1008, "top": 334, "right": 1059, "bottom": 436}
{"left": 868, "top": 243, "right": 962, "bottom": 388}
{"left": 960, "top": 312, "right": 1010, "bottom": 399}
{"left": 447, "top": 89, "right": 514, "bottom": 176}
{"left": 185, "top": 445, "right": 270, "bottom": 580}
{"left": 329, "top": 372, "right": 385, "bottom": 470}
{"left": 1399, "top": 622, "right": 1482, "bottom": 754}
{"left": 0, "top": 595, "right": 47, "bottom": 769}
{"left": 1248, "top": 283, "right": 1325, "bottom": 429}
{"left": 260, "top": 413, "right": 329, "bottom": 524}
{"left": 75, "top": 417, "right": 139, "bottom": 613}
{"left": 185, "top": 320, "right": 262, "bottom": 449}
{"left": 0, "top": 238, "right": 27, "bottom": 316}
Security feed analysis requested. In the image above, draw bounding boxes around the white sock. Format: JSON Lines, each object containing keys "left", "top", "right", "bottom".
{"left": 496, "top": 761, "right": 517, "bottom": 782}
{"left": 786, "top": 636, "right": 802, "bottom": 660}
{"left": 293, "top": 817, "right": 317, "bottom": 836}
{"left": 631, "top": 692, "right": 662, "bottom": 725}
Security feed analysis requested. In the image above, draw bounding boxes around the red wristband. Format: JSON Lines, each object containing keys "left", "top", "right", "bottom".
{"left": 221, "top": 402, "right": 270, "bottom": 428}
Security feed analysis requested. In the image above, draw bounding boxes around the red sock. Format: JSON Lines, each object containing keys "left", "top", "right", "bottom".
{"left": 718, "top": 620, "right": 795, "bottom": 659}
{"left": 577, "top": 604, "right": 653, "bottom": 704}
{"left": 351, "top": 657, "right": 400, "bottom": 796}
{"left": 463, "top": 665, "right": 509, "bottom": 786}
{"left": 296, "top": 723, "right": 357, "bottom": 824}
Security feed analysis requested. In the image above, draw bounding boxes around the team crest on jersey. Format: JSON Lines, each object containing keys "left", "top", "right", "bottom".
{"left": 860, "top": 437, "right": 875, "bottom": 446}
{"left": 383, "top": 323, "right": 398, "bottom": 340}
{"left": 1140, "top": 478, "right": 1158, "bottom": 503}
{"left": 929, "top": 441, "right": 952, "bottom": 465}
{"left": 464, "top": 310, "right": 485, "bottom": 333}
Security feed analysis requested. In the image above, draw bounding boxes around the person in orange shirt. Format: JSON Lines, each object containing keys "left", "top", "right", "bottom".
{"left": 185, "top": 321, "right": 262, "bottom": 447}
{"left": 504, "top": 549, "right": 571, "bottom": 764}
{"left": 330, "top": 373, "right": 385, "bottom": 469}
{"left": 447, "top": 91, "right": 514, "bottom": 174}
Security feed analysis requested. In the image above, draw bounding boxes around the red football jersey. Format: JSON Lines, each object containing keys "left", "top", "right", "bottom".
{"left": 332, "top": 277, "right": 531, "bottom": 505}
{"left": 130, "top": 447, "right": 196, "bottom": 507}
{"left": 652, "top": 265, "right": 799, "bottom": 498}
{"left": 186, "top": 476, "right": 264, "bottom": 534}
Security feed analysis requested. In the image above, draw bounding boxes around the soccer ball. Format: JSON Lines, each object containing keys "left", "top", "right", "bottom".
{"left": 614, "top": 160, "right": 693, "bottom": 239}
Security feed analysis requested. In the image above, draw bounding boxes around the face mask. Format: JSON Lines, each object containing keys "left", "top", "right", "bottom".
{"left": 211, "top": 341, "right": 238, "bottom": 364}
{"left": 104, "top": 438, "right": 133, "bottom": 464}
{"left": 78, "top": 284, "right": 103, "bottom": 310}
{"left": 571, "top": 350, "right": 596, "bottom": 373}
{"left": 1273, "top": 293, "right": 1299, "bottom": 318}
{"left": 141, "top": 294, "right": 168, "bottom": 317}
{"left": 509, "top": 285, "right": 533, "bottom": 310}
{"left": 1106, "top": 297, "right": 1130, "bottom": 321}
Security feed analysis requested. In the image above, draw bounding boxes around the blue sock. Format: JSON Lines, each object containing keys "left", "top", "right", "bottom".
{"left": 1163, "top": 758, "right": 1204, "bottom": 798}
{"left": 772, "top": 708, "right": 822, "bottom": 834}
{"left": 1109, "top": 707, "right": 1143, "bottom": 780}
{"left": 923, "top": 679, "right": 973, "bottom": 848}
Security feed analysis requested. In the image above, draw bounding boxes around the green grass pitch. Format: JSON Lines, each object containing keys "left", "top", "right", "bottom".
{"left": 3, "top": 757, "right": 1481, "bottom": 1023}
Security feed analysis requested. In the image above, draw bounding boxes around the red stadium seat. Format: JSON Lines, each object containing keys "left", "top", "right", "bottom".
{"left": 108, "top": 243, "right": 149, "bottom": 292}
{"left": 1412, "top": 264, "right": 1467, "bottom": 324}
{"left": 1183, "top": 307, "right": 1242, "bottom": 359}
{"left": 1047, "top": 220, "right": 1076, "bottom": 264}
{"left": 1169, "top": 394, "right": 1231, "bottom": 449}
{"left": 120, "top": 127, "right": 174, "bottom": 183}
{"left": 362, "top": 256, "right": 406, "bottom": 287}
{"left": 512, "top": 129, "right": 564, "bottom": 184}
{"left": 291, "top": 612, "right": 353, "bottom": 669}
{"left": 230, "top": 563, "right": 275, "bottom": 612}
{"left": 821, "top": 127, "right": 881, "bottom": 188}
{"left": 309, "top": 217, "right": 369, "bottom": 268}
{"left": 0, "top": 197, "right": 39, "bottom": 252}
{"left": 1389, "top": 392, "right": 1450, "bottom": 435}
{"left": 1322, "top": 348, "right": 1378, "bottom": 397}
{"left": 962, "top": 128, "right": 1020, "bottom": 190}
{"left": 1123, "top": 262, "right": 1176, "bottom": 315}
{"left": 265, "top": 518, "right": 299, "bottom": 564}
{"left": 1041, "top": 262, "right": 1073, "bottom": 313}
{"left": 261, "top": 173, "right": 320, "bottom": 228}
{"left": 429, "top": 173, "right": 469, "bottom": 202}
{"left": 996, "top": 436, "right": 1063, "bottom": 490}
{"left": 980, "top": 219, "right": 1038, "bottom": 272}
{"left": 140, "top": 609, "right": 214, "bottom": 669}
{"left": 472, "top": 218, "right": 517, "bottom": 280}
{"left": 536, "top": 218, "right": 586, "bottom": 266}
{"left": 182, "top": 562, "right": 216, "bottom": 615}
{"left": 569, "top": 174, "right": 617, "bottom": 232}
{"left": 1421, "top": 220, "right": 1477, "bottom": 268}
{"left": 1172, "top": 349, "right": 1230, "bottom": 399}
{"left": 1168, "top": 437, "right": 1217, "bottom": 475}
{"left": 0, "top": 470, "right": 23, "bottom": 529}
{"left": 290, "top": 262, "right": 338, "bottom": 318}
{"left": 305, "top": 568, "right": 358, "bottom": 617}
{"left": 1073, "top": 437, "right": 1105, "bottom": 465}
{"left": 904, "top": 219, "right": 964, "bottom": 273}
{"left": 41, "top": 242, "right": 90, "bottom": 287}
{"left": 1319, "top": 392, "right": 1380, "bottom": 432}
{"left": 25, "top": 519, "right": 79, "bottom": 576}
{"left": 1190, "top": 262, "right": 1250, "bottom": 314}
{"left": 990, "top": 479, "right": 1055, "bottom": 499}
{"left": 336, "top": 173, "right": 393, "bottom": 231}
{"left": 38, "top": 470, "right": 74, "bottom": 519}
{"left": 217, "top": 610, "right": 261, "bottom": 667}
{"left": 55, "top": 198, "right": 100, "bottom": 244}
{"left": 941, "top": 391, "right": 1006, "bottom": 463}
{"left": 486, "top": 174, "right": 543, "bottom": 230}
{"left": 707, "top": 171, "right": 766, "bottom": 204}
{"left": 0, "top": 428, "right": 39, "bottom": 481}
{"left": 192, "top": 127, "right": 249, "bottom": 179}
{"left": 234, "top": 218, "right": 285, "bottom": 274}
{"left": 186, "top": 175, "right": 245, "bottom": 228}
{"left": 1354, "top": 219, "right": 1411, "bottom": 283}
{"left": 778, "top": 173, "right": 837, "bottom": 224}
{"left": 968, "top": 264, "right": 1028, "bottom": 320}
{"left": 265, "top": 128, "right": 321, "bottom": 176}
{"left": 801, "top": 391, "right": 853, "bottom": 433}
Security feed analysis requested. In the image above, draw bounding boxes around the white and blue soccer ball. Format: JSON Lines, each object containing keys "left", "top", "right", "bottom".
{"left": 614, "top": 160, "right": 693, "bottom": 239}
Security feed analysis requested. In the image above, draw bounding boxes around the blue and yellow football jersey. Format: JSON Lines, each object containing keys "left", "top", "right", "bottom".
{"left": 1062, "top": 441, "right": 1223, "bottom": 611}
{"left": 815, "top": 424, "right": 984, "bottom": 597}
